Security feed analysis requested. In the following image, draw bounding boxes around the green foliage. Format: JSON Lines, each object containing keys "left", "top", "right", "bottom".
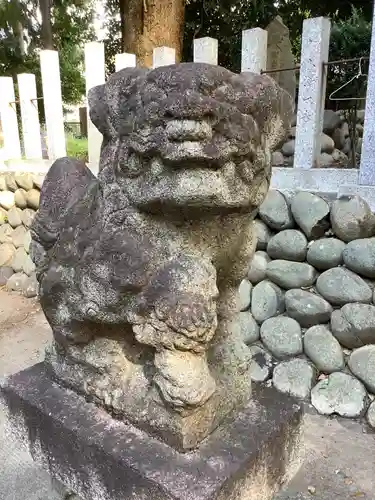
{"left": 327, "top": 8, "right": 371, "bottom": 108}
{"left": 66, "top": 134, "right": 88, "bottom": 161}
{"left": 103, "top": 0, "right": 121, "bottom": 77}
{"left": 0, "top": 0, "right": 95, "bottom": 106}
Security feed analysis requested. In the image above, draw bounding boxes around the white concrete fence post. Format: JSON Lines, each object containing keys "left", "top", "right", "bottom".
{"left": 193, "top": 37, "right": 218, "bottom": 65}
{"left": 40, "top": 50, "right": 66, "bottom": 160}
{"left": 152, "top": 47, "right": 176, "bottom": 68}
{"left": 359, "top": 2, "right": 375, "bottom": 185}
{"left": 17, "top": 73, "right": 43, "bottom": 159}
{"left": 241, "top": 28, "right": 268, "bottom": 74}
{"left": 85, "top": 41, "right": 106, "bottom": 168}
{"left": 115, "top": 52, "right": 136, "bottom": 72}
{"left": 294, "top": 17, "right": 331, "bottom": 169}
{"left": 0, "top": 77, "right": 22, "bottom": 160}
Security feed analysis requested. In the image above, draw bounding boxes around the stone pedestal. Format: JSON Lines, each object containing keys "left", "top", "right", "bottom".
{"left": 1, "top": 364, "right": 303, "bottom": 500}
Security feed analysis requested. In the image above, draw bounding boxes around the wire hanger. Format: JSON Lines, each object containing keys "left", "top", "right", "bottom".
{"left": 329, "top": 57, "right": 367, "bottom": 101}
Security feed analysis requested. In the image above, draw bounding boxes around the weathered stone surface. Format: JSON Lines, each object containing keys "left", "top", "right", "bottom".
{"left": 282, "top": 140, "right": 295, "bottom": 157}
{"left": 273, "top": 358, "right": 316, "bottom": 399}
{"left": 236, "top": 312, "right": 260, "bottom": 345}
{"left": 304, "top": 325, "right": 344, "bottom": 373}
{"left": 28, "top": 65, "right": 294, "bottom": 450}
{"left": 285, "top": 289, "right": 332, "bottom": 328}
{"left": 306, "top": 238, "right": 346, "bottom": 270}
{"left": 32, "top": 175, "right": 44, "bottom": 189}
{"left": 332, "top": 149, "right": 349, "bottom": 165}
{"left": 26, "top": 188, "right": 40, "bottom": 209}
{"left": 311, "top": 372, "right": 368, "bottom": 418}
{"left": 15, "top": 173, "right": 34, "bottom": 191}
{"left": 271, "top": 151, "right": 284, "bottom": 166}
{"left": 320, "top": 133, "right": 335, "bottom": 154}
{"left": 0, "top": 243, "right": 15, "bottom": 266}
{"left": 22, "top": 253, "right": 36, "bottom": 275}
{"left": 22, "top": 272, "right": 38, "bottom": 297}
{"left": 254, "top": 219, "right": 272, "bottom": 250}
{"left": 267, "top": 229, "right": 307, "bottom": 261}
{"left": 11, "top": 247, "right": 28, "bottom": 273}
{"left": 21, "top": 208, "right": 36, "bottom": 228}
{"left": 343, "top": 238, "right": 375, "bottom": 278}
{"left": 251, "top": 280, "right": 285, "bottom": 323}
{"left": 247, "top": 250, "right": 270, "bottom": 284}
{"left": 348, "top": 346, "right": 375, "bottom": 394}
{"left": 0, "top": 223, "right": 13, "bottom": 244}
{"left": 0, "top": 177, "right": 6, "bottom": 191}
{"left": 5, "top": 173, "right": 17, "bottom": 192}
{"left": 265, "top": 16, "right": 296, "bottom": 102}
{"left": 316, "top": 268, "right": 372, "bottom": 306}
{"left": 290, "top": 192, "right": 330, "bottom": 240}
{"left": 331, "top": 304, "right": 375, "bottom": 349}
{"left": 239, "top": 279, "right": 252, "bottom": 311}
{"left": 260, "top": 316, "right": 302, "bottom": 359}
{"left": 0, "top": 190, "right": 15, "bottom": 210}
{"left": 367, "top": 401, "right": 375, "bottom": 430}
{"left": 331, "top": 196, "right": 375, "bottom": 242}
{"left": 0, "top": 266, "right": 13, "bottom": 285}
{"left": 5, "top": 271, "right": 28, "bottom": 292}
{"left": 0, "top": 207, "right": 7, "bottom": 225}
{"left": 7, "top": 206, "right": 22, "bottom": 228}
{"left": 14, "top": 188, "right": 28, "bottom": 209}
{"left": 0, "top": 364, "right": 303, "bottom": 500}
{"left": 249, "top": 345, "right": 273, "bottom": 382}
{"left": 317, "top": 153, "right": 334, "bottom": 167}
{"left": 323, "top": 110, "right": 342, "bottom": 135}
{"left": 266, "top": 260, "right": 318, "bottom": 289}
{"left": 259, "top": 190, "right": 294, "bottom": 230}
{"left": 23, "top": 230, "right": 31, "bottom": 253}
{"left": 11, "top": 225, "right": 27, "bottom": 248}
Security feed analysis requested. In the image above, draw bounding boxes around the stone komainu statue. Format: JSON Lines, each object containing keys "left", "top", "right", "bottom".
{"left": 30, "top": 63, "right": 292, "bottom": 450}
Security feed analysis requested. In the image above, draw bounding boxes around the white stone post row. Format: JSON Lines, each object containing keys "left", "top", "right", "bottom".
{"left": 40, "top": 50, "right": 66, "bottom": 160}
{"left": 359, "top": 1, "right": 375, "bottom": 186}
{"left": 115, "top": 52, "right": 136, "bottom": 72}
{"left": 17, "top": 73, "right": 43, "bottom": 159}
{"left": 0, "top": 77, "right": 22, "bottom": 160}
{"left": 294, "top": 17, "right": 331, "bottom": 169}
{"left": 241, "top": 28, "right": 268, "bottom": 74}
{"left": 153, "top": 47, "right": 176, "bottom": 68}
{"left": 85, "top": 41, "right": 106, "bottom": 168}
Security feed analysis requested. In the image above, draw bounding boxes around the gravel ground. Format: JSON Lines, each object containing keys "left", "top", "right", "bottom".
{"left": 0, "top": 290, "right": 374, "bottom": 500}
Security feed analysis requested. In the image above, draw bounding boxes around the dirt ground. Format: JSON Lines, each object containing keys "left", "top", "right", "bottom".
{"left": 0, "top": 289, "right": 374, "bottom": 500}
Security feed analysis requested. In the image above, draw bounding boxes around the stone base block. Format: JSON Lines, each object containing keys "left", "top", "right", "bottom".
{"left": 0, "top": 364, "right": 303, "bottom": 500}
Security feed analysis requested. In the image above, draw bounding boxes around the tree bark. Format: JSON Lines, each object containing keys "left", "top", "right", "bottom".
{"left": 40, "top": 0, "right": 53, "bottom": 49}
{"left": 121, "top": 0, "right": 185, "bottom": 68}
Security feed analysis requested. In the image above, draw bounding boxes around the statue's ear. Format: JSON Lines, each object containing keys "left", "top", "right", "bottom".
{"left": 88, "top": 84, "right": 112, "bottom": 138}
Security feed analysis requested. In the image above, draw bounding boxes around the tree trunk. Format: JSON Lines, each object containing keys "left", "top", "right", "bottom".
{"left": 40, "top": 0, "right": 53, "bottom": 49}
{"left": 121, "top": 0, "right": 185, "bottom": 68}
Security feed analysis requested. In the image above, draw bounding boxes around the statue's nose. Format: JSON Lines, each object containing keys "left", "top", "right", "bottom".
{"left": 165, "top": 120, "right": 212, "bottom": 142}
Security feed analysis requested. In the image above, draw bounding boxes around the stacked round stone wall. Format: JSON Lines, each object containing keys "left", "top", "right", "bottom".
{"left": 239, "top": 189, "right": 375, "bottom": 430}
{"left": 0, "top": 172, "right": 43, "bottom": 297}
{"left": 272, "top": 109, "right": 365, "bottom": 167}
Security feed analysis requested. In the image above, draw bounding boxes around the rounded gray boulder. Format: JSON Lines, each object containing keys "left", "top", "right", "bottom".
{"left": 266, "top": 260, "right": 318, "bottom": 289}
{"left": 267, "top": 229, "right": 308, "bottom": 261}
{"left": 330, "top": 196, "right": 375, "bottom": 242}
{"left": 236, "top": 312, "right": 260, "bottom": 345}
{"left": 258, "top": 190, "right": 294, "bottom": 231}
{"left": 273, "top": 359, "right": 316, "bottom": 399}
{"left": 260, "top": 316, "right": 302, "bottom": 359}
{"left": 285, "top": 289, "right": 332, "bottom": 328}
{"left": 291, "top": 192, "right": 330, "bottom": 240}
{"left": 247, "top": 251, "right": 270, "bottom": 284}
{"left": 306, "top": 238, "right": 346, "bottom": 270}
{"left": 348, "top": 345, "right": 375, "bottom": 394}
{"left": 343, "top": 238, "right": 375, "bottom": 278}
{"left": 251, "top": 280, "right": 285, "bottom": 323}
{"left": 311, "top": 372, "right": 368, "bottom": 418}
{"left": 254, "top": 219, "right": 273, "bottom": 251}
{"left": 316, "top": 267, "right": 372, "bottom": 306}
{"left": 331, "top": 303, "right": 375, "bottom": 349}
{"left": 248, "top": 345, "right": 273, "bottom": 382}
{"left": 304, "top": 325, "right": 344, "bottom": 373}
{"left": 239, "top": 279, "right": 252, "bottom": 311}
{"left": 367, "top": 401, "right": 375, "bottom": 430}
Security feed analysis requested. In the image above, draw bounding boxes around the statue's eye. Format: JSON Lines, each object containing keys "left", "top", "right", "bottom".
{"left": 120, "top": 153, "right": 143, "bottom": 178}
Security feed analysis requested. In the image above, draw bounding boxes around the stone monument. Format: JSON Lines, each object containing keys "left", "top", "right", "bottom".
{"left": 1, "top": 63, "right": 302, "bottom": 500}
{"left": 266, "top": 16, "right": 296, "bottom": 103}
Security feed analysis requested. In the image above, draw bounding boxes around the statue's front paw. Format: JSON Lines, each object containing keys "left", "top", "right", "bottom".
{"left": 154, "top": 350, "right": 216, "bottom": 410}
